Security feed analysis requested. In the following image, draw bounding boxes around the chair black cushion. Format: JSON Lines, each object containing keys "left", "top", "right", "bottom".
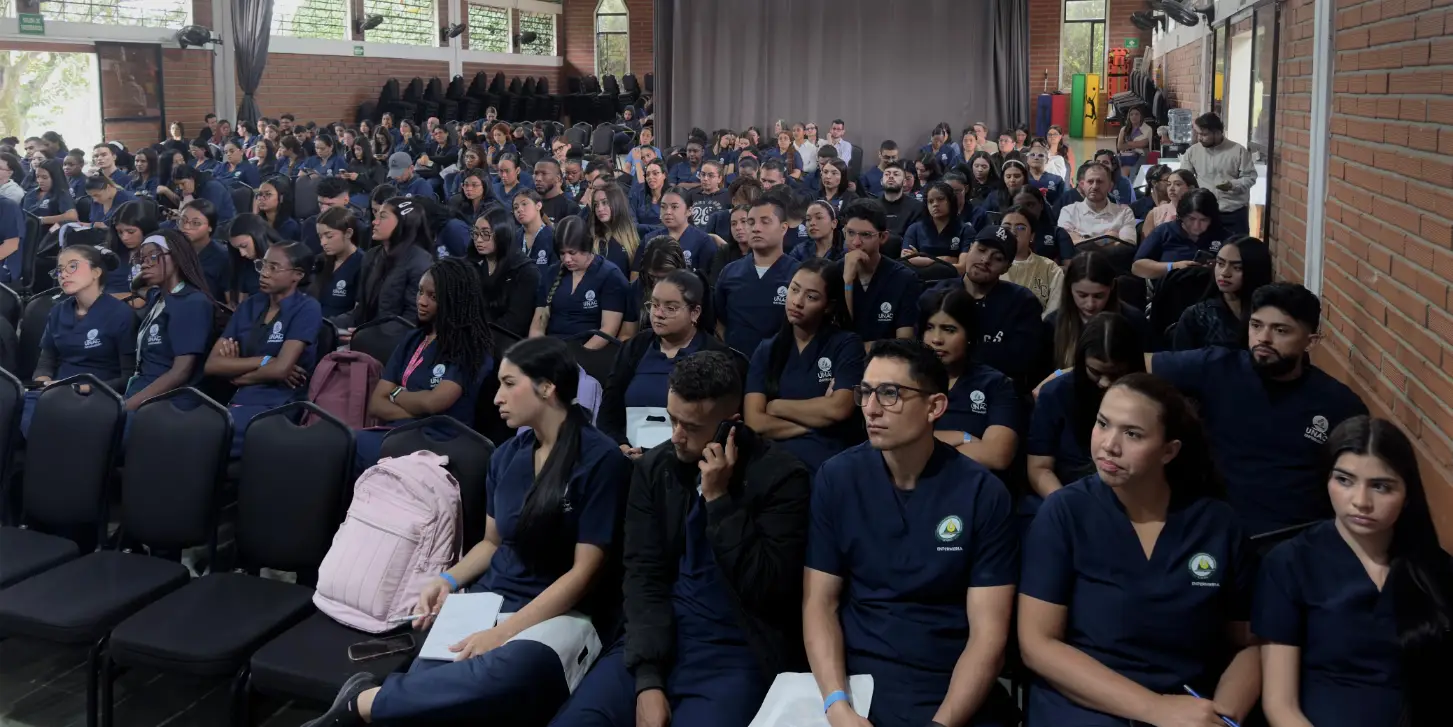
{"left": 0, "top": 551, "right": 188, "bottom": 643}
{"left": 108, "top": 572, "right": 314, "bottom": 677}
{"left": 249, "top": 612, "right": 410, "bottom": 704}
{"left": 0, "top": 527, "right": 79, "bottom": 588}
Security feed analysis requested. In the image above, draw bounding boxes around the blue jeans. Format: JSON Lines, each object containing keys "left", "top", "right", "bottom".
{"left": 550, "top": 639, "right": 767, "bottom": 727}
{"left": 369, "top": 639, "right": 568, "bottom": 725}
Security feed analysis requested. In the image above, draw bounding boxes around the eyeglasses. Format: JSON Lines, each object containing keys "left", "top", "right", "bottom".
{"left": 255, "top": 191, "right": 277, "bottom": 200}
{"left": 644, "top": 300, "right": 686, "bottom": 316}
{"left": 852, "top": 383, "right": 930, "bottom": 407}
{"left": 130, "top": 251, "right": 167, "bottom": 267}
{"left": 1001, "top": 223, "right": 1030, "bottom": 234}
{"left": 180, "top": 217, "right": 207, "bottom": 230}
{"left": 461, "top": 180, "right": 484, "bottom": 189}
{"left": 50, "top": 260, "right": 88, "bottom": 279}
{"left": 470, "top": 229, "right": 493, "bottom": 241}
{"left": 1027, "top": 152, "right": 1048, "bottom": 160}
{"left": 254, "top": 259, "right": 302, "bottom": 274}
{"left": 843, "top": 229, "right": 881, "bottom": 241}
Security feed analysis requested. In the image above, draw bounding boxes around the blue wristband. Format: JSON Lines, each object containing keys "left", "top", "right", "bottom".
{"left": 439, "top": 572, "right": 459, "bottom": 592}
{"left": 1166, "top": 261, "right": 1173, "bottom": 274}
{"left": 963, "top": 431, "right": 973, "bottom": 444}
{"left": 823, "top": 690, "right": 850, "bottom": 714}
{"left": 259, "top": 355, "right": 272, "bottom": 368}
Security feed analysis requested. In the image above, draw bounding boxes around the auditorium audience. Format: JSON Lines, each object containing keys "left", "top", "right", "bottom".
{"left": 902, "top": 181, "right": 967, "bottom": 271}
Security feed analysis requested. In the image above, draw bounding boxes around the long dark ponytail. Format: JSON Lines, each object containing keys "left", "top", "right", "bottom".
{"left": 506, "top": 336, "right": 588, "bottom": 573}
{"left": 1106, "top": 373, "right": 1222, "bottom": 503}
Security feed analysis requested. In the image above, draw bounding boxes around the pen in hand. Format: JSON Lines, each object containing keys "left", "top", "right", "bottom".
{"left": 1182, "top": 685, "right": 1240, "bottom": 727}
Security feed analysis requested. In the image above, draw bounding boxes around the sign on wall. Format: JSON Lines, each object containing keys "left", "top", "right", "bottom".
{"left": 1125, "top": 38, "right": 1140, "bottom": 48}
{"left": 18, "top": 14, "right": 45, "bottom": 35}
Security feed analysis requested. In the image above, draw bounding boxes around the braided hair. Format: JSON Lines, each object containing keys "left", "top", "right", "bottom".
{"left": 541, "top": 215, "right": 591, "bottom": 325}
{"left": 423, "top": 257, "right": 492, "bottom": 379}
{"left": 149, "top": 228, "right": 217, "bottom": 304}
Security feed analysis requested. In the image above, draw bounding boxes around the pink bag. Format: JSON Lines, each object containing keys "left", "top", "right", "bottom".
{"left": 304, "top": 351, "right": 383, "bottom": 429}
{"left": 314, "top": 450, "right": 461, "bottom": 633}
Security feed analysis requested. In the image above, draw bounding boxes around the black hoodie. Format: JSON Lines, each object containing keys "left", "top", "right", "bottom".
{"left": 476, "top": 247, "right": 539, "bottom": 340}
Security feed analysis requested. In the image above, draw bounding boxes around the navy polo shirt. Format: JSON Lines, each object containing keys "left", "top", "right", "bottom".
{"left": 22, "top": 189, "right": 73, "bottom": 218}
{"left": 713, "top": 254, "right": 798, "bottom": 356}
{"left": 535, "top": 255, "right": 629, "bottom": 338}
{"left": 221, "top": 289, "right": 323, "bottom": 407}
{"left": 300, "top": 154, "right": 348, "bottom": 178}
{"left": 625, "top": 333, "right": 704, "bottom": 409}
{"left": 667, "top": 162, "right": 700, "bottom": 186}
{"left": 902, "top": 219, "right": 967, "bottom": 259}
{"left": 622, "top": 277, "right": 646, "bottom": 324}
{"left": 396, "top": 176, "right": 435, "bottom": 200}
{"left": 1252, "top": 521, "right": 1402, "bottom": 727}
{"left": 920, "top": 279, "right": 1044, "bottom": 389}
{"left": 381, "top": 329, "right": 492, "bottom": 427}
{"left": 1152, "top": 347, "right": 1368, "bottom": 534}
{"left": 806, "top": 442, "right": 1016, "bottom": 717}
{"left": 480, "top": 426, "right": 629, "bottom": 612}
{"left": 107, "top": 168, "right": 132, "bottom": 188}
{"left": 0, "top": 197, "right": 26, "bottom": 285}
{"left": 938, "top": 364, "right": 1019, "bottom": 439}
{"left": 599, "top": 238, "right": 631, "bottom": 276}
{"left": 69, "top": 176, "right": 86, "bottom": 200}
{"left": 271, "top": 216, "right": 302, "bottom": 242}
{"left": 233, "top": 257, "right": 261, "bottom": 297}
{"left": 128, "top": 285, "right": 212, "bottom": 396}
{"left": 1025, "top": 373, "right": 1095, "bottom": 485}
{"left": 635, "top": 225, "right": 715, "bottom": 274}
{"left": 197, "top": 179, "right": 237, "bottom": 223}
{"left": 525, "top": 225, "right": 557, "bottom": 271}
{"left": 786, "top": 238, "right": 841, "bottom": 262}
{"left": 859, "top": 167, "right": 885, "bottom": 198}
{"left": 629, "top": 189, "right": 662, "bottom": 228}
{"left": 196, "top": 241, "right": 232, "bottom": 301}
{"left": 849, "top": 257, "right": 918, "bottom": 343}
{"left": 494, "top": 181, "right": 525, "bottom": 209}
{"left": 745, "top": 327, "right": 865, "bottom": 470}
{"left": 89, "top": 189, "right": 138, "bottom": 225}
{"left": 319, "top": 250, "right": 364, "bottom": 318}
{"left": 218, "top": 161, "right": 260, "bottom": 189}
{"left": 435, "top": 219, "right": 470, "bottom": 259}
{"left": 1026, "top": 172, "right": 1065, "bottom": 205}
{"left": 126, "top": 175, "right": 159, "bottom": 197}
{"left": 1021, "top": 476, "right": 1253, "bottom": 727}
{"left": 921, "top": 144, "right": 959, "bottom": 170}
{"left": 41, "top": 293, "right": 136, "bottom": 381}
{"left": 1135, "top": 220, "right": 1224, "bottom": 264}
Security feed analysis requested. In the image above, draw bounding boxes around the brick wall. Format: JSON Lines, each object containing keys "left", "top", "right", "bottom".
{"left": 162, "top": 48, "right": 213, "bottom": 140}
{"left": 561, "top": 0, "right": 653, "bottom": 82}
{"left": 1160, "top": 37, "right": 1204, "bottom": 112}
{"left": 1026, "top": 0, "right": 1149, "bottom": 132}
{"left": 242, "top": 56, "right": 450, "bottom": 126}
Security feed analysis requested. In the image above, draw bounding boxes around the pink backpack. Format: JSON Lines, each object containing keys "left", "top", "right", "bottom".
{"left": 314, "top": 450, "right": 462, "bottom": 633}
{"left": 305, "top": 351, "right": 383, "bottom": 429}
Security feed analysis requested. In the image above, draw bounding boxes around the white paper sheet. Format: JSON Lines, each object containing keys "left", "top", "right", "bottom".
{"left": 417, "top": 592, "right": 504, "bottom": 661}
{"left": 626, "top": 406, "right": 673, "bottom": 450}
{"left": 748, "top": 673, "right": 874, "bottom": 727}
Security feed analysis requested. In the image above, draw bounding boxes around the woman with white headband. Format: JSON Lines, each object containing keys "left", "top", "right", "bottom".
{"left": 123, "top": 229, "right": 218, "bottom": 411}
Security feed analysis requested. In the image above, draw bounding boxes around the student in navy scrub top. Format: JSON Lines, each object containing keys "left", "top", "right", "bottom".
{"left": 1018, "top": 374, "right": 1261, "bottom": 727}
{"left": 514, "top": 189, "right": 558, "bottom": 271}
{"left": 1133, "top": 189, "right": 1228, "bottom": 281}
{"left": 1027, "top": 312, "right": 1143, "bottom": 521}
{"left": 599, "top": 269, "right": 731, "bottom": 456}
{"left": 805, "top": 339, "right": 1018, "bottom": 727}
{"left": 919, "top": 287, "right": 1020, "bottom": 471}
{"left": 640, "top": 187, "right": 717, "bottom": 275}
{"left": 492, "top": 153, "right": 528, "bottom": 209}
{"left": 714, "top": 198, "right": 800, "bottom": 356}
{"left": 817, "top": 158, "right": 858, "bottom": 212}
{"left": 217, "top": 141, "right": 261, "bottom": 190}
{"left": 22, "top": 158, "right": 79, "bottom": 228}
{"left": 354, "top": 258, "right": 495, "bottom": 471}
{"left": 617, "top": 237, "right": 684, "bottom": 341}
{"left": 0, "top": 195, "right": 24, "bottom": 288}
{"left": 788, "top": 200, "right": 843, "bottom": 262}
{"left": 1174, "top": 236, "right": 1274, "bottom": 351}
{"left": 226, "top": 213, "right": 279, "bottom": 304}
{"left": 1040, "top": 252, "right": 1145, "bottom": 371}
{"left": 552, "top": 350, "right": 810, "bottom": 727}
{"left": 307, "top": 337, "right": 629, "bottom": 727}
{"left": 1256, "top": 417, "right": 1453, "bottom": 727}
{"left": 167, "top": 164, "right": 238, "bottom": 225}
{"left": 449, "top": 167, "right": 498, "bottom": 228}
{"left": 334, "top": 196, "right": 434, "bottom": 336}
{"left": 902, "top": 181, "right": 968, "bottom": 273}
{"left": 668, "top": 140, "right": 705, "bottom": 188}
{"left": 21, "top": 245, "right": 136, "bottom": 434}
{"left": 124, "top": 230, "right": 217, "bottom": 409}
{"left": 204, "top": 241, "right": 323, "bottom": 457}
{"left": 630, "top": 159, "right": 668, "bottom": 228}
{"left": 1024, "top": 140, "right": 1066, "bottom": 206}
{"left": 90, "top": 143, "right": 131, "bottom": 188}
{"left": 1148, "top": 282, "right": 1368, "bottom": 536}
{"left": 529, "top": 215, "right": 628, "bottom": 344}
{"left": 467, "top": 215, "right": 540, "bottom": 341}
{"left": 744, "top": 257, "right": 864, "bottom": 471}
{"left": 102, "top": 200, "right": 158, "bottom": 299}
{"left": 921, "top": 122, "right": 961, "bottom": 171}
{"left": 308, "top": 206, "right": 365, "bottom": 319}
{"left": 64, "top": 151, "right": 88, "bottom": 201}
{"left": 84, "top": 175, "right": 137, "bottom": 226}
{"left": 921, "top": 225, "right": 1045, "bottom": 394}
{"left": 839, "top": 199, "right": 918, "bottom": 347}
{"left": 177, "top": 199, "right": 232, "bottom": 302}
{"left": 254, "top": 175, "right": 302, "bottom": 242}
{"left": 300, "top": 134, "right": 349, "bottom": 178}
{"left": 587, "top": 184, "right": 642, "bottom": 276}
{"left": 125, "top": 148, "right": 160, "bottom": 197}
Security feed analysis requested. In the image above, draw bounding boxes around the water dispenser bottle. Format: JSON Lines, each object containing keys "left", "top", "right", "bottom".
{"left": 1168, "top": 108, "right": 1194, "bottom": 144}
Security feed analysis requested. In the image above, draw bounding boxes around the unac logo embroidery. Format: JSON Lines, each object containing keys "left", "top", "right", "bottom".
{"left": 430, "top": 363, "right": 446, "bottom": 387}
{"left": 436, "top": 245, "right": 448, "bottom": 259}
{"left": 583, "top": 289, "right": 598, "bottom": 310}
{"left": 950, "top": 236, "right": 961, "bottom": 252}
{"left": 266, "top": 320, "right": 284, "bottom": 343}
{"left": 683, "top": 249, "right": 692, "bottom": 264}
{"left": 936, "top": 515, "right": 963, "bottom": 542}
{"left": 334, "top": 279, "right": 347, "bottom": 297}
{"left": 84, "top": 329, "right": 101, "bottom": 349}
{"left": 1188, "top": 553, "right": 1218, "bottom": 580}
{"left": 773, "top": 286, "right": 788, "bottom": 305}
{"left": 816, "top": 356, "right": 833, "bottom": 382}
{"left": 878, "top": 301, "right": 893, "bottom": 322}
{"left": 970, "top": 390, "right": 987, "bottom": 414}
{"left": 1305, "top": 415, "right": 1330, "bottom": 444}
{"left": 536, "top": 249, "right": 547, "bottom": 265}
{"left": 146, "top": 323, "right": 162, "bottom": 346}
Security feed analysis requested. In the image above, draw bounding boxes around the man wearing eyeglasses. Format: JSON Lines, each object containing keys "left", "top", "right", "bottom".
{"left": 804, "top": 338, "right": 1019, "bottom": 727}
{"left": 840, "top": 199, "right": 918, "bottom": 349}
{"left": 1023, "top": 140, "right": 1065, "bottom": 206}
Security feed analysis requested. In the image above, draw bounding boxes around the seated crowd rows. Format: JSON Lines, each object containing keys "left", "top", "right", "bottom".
{"left": 1, "top": 108, "right": 1447, "bottom": 727}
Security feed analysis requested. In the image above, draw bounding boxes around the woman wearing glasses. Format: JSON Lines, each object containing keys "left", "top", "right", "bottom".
{"left": 919, "top": 287, "right": 1020, "bottom": 472}
{"left": 999, "top": 205, "right": 1064, "bottom": 312}
{"left": 744, "top": 257, "right": 864, "bottom": 471}
{"left": 1024, "top": 139, "right": 1067, "bottom": 206}
{"left": 124, "top": 229, "right": 218, "bottom": 410}
{"left": 467, "top": 214, "right": 538, "bottom": 340}
{"left": 177, "top": 199, "right": 232, "bottom": 302}
{"left": 204, "top": 240, "right": 323, "bottom": 456}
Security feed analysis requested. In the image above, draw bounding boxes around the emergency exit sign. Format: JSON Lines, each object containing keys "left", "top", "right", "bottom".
{"left": 18, "top": 13, "right": 44, "bottom": 35}
{"left": 1125, "top": 38, "right": 1140, "bottom": 48}
{"left": 353, "top": 45, "right": 364, "bottom": 56}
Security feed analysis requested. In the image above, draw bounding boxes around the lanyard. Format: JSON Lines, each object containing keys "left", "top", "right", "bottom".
{"left": 402, "top": 334, "right": 434, "bottom": 382}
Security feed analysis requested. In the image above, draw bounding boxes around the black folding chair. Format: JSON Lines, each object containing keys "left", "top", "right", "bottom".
{"left": 350, "top": 315, "right": 415, "bottom": 367}
{"left": 293, "top": 171, "right": 321, "bottom": 221}
{"left": 0, "top": 368, "right": 22, "bottom": 526}
{"left": 568, "top": 330, "right": 621, "bottom": 386}
{"left": 16, "top": 287, "right": 62, "bottom": 382}
{"left": 246, "top": 416, "right": 495, "bottom": 709}
{"left": 0, "top": 282, "right": 21, "bottom": 328}
{"left": 105, "top": 402, "right": 354, "bottom": 727}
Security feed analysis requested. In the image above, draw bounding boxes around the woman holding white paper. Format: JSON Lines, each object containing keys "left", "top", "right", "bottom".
{"left": 305, "top": 336, "right": 631, "bottom": 727}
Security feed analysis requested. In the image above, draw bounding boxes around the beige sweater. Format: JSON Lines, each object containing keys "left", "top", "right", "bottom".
{"left": 1005, "top": 254, "right": 1064, "bottom": 313}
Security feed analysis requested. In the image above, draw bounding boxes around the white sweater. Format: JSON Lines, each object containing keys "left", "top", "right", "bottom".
{"left": 1180, "top": 140, "right": 1257, "bottom": 212}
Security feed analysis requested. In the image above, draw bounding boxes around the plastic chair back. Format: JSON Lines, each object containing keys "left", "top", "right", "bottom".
{"left": 350, "top": 315, "right": 416, "bottom": 367}
{"left": 22, "top": 374, "right": 124, "bottom": 535}
{"left": 122, "top": 389, "right": 231, "bottom": 552}
{"left": 15, "top": 288, "right": 61, "bottom": 382}
{"left": 380, "top": 416, "right": 495, "bottom": 547}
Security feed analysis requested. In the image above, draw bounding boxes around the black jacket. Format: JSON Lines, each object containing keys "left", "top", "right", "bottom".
{"left": 622, "top": 433, "right": 811, "bottom": 694}
{"left": 1173, "top": 296, "right": 1243, "bottom": 351}
{"left": 599, "top": 330, "right": 735, "bottom": 447}
{"left": 333, "top": 242, "right": 432, "bottom": 328}
{"left": 478, "top": 250, "right": 539, "bottom": 340}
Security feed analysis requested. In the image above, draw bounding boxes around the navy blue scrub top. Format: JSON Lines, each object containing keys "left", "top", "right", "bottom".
{"left": 713, "top": 254, "right": 799, "bottom": 356}
{"left": 1026, "top": 172, "right": 1065, "bottom": 205}
{"left": 635, "top": 225, "right": 716, "bottom": 274}
{"left": 381, "top": 329, "right": 493, "bottom": 427}
{"left": 667, "top": 162, "right": 701, "bottom": 186}
{"left": 220, "top": 289, "right": 323, "bottom": 407}
{"left": 197, "top": 241, "right": 232, "bottom": 301}
{"left": 903, "top": 219, "right": 968, "bottom": 259}
{"left": 196, "top": 180, "right": 238, "bottom": 223}
{"left": 920, "top": 279, "right": 1044, "bottom": 389}
{"left": 806, "top": 441, "right": 1017, "bottom": 678}
{"left": 1025, "top": 373, "right": 1095, "bottom": 485}
{"left": 396, "top": 176, "right": 435, "bottom": 200}
{"left": 745, "top": 327, "right": 865, "bottom": 470}
{"left": 218, "top": 161, "right": 260, "bottom": 190}
{"left": 320, "top": 250, "right": 364, "bottom": 318}
{"left": 480, "top": 426, "right": 629, "bottom": 612}
{"left": 1135, "top": 220, "right": 1225, "bottom": 264}
{"left": 630, "top": 187, "right": 663, "bottom": 228}
{"left": 787, "top": 238, "right": 841, "bottom": 262}
{"left": 41, "top": 293, "right": 136, "bottom": 381}
{"left": 624, "top": 333, "right": 704, "bottom": 409}
{"left": 89, "top": 189, "right": 138, "bottom": 225}
{"left": 535, "top": 255, "right": 629, "bottom": 338}
{"left": 22, "top": 189, "right": 74, "bottom": 218}
{"left": 0, "top": 197, "right": 26, "bottom": 285}
{"left": 1020, "top": 475, "right": 1253, "bottom": 727}
{"left": 849, "top": 257, "right": 919, "bottom": 343}
{"left": 128, "top": 285, "right": 213, "bottom": 397}
{"left": 1152, "top": 347, "right": 1367, "bottom": 535}
{"left": 1252, "top": 521, "right": 1402, "bottom": 727}
{"left": 525, "top": 225, "right": 556, "bottom": 271}
{"left": 126, "top": 175, "right": 159, "bottom": 197}
{"left": 233, "top": 256, "right": 261, "bottom": 297}
{"left": 300, "top": 154, "right": 348, "bottom": 178}
{"left": 938, "top": 364, "right": 1020, "bottom": 439}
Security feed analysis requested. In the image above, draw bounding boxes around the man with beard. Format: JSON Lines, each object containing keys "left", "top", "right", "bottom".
{"left": 534, "top": 158, "right": 580, "bottom": 222}
{"left": 857, "top": 140, "right": 900, "bottom": 198}
{"left": 1179, "top": 112, "right": 1257, "bottom": 237}
{"left": 878, "top": 161, "right": 924, "bottom": 238}
{"left": 549, "top": 351, "right": 810, "bottom": 727}
{"left": 686, "top": 160, "right": 730, "bottom": 230}
{"left": 1148, "top": 282, "right": 1366, "bottom": 537}
{"left": 668, "top": 139, "right": 705, "bottom": 188}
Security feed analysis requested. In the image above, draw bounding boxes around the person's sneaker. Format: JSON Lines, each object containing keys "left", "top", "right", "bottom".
{"left": 300, "top": 672, "right": 379, "bottom": 727}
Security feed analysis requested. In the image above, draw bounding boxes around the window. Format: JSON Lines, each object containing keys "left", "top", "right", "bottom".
{"left": 518, "top": 10, "right": 555, "bottom": 55}
{"left": 272, "top": 0, "right": 347, "bottom": 40}
{"left": 1059, "top": 0, "right": 1106, "bottom": 90}
{"left": 467, "top": 4, "right": 510, "bottom": 53}
{"left": 39, "top": 0, "right": 190, "bottom": 28}
{"left": 363, "top": 0, "right": 436, "bottom": 46}
{"left": 595, "top": 0, "right": 628, "bottom": 78}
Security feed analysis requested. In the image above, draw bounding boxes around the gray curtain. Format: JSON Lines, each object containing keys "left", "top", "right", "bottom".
{"left": 659, "top": 0, "right": 1031, "bottom": 152}
{"left": 233, "top": 0, "right": 274, "bottom": 125}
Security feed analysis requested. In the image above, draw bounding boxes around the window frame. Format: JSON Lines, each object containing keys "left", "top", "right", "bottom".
{"left": 271, "top": 0, "right": 351, "bottom": 41}
{"left": 594, "top": 0, "right": 629, "bottom": 78}
{"left": 361, "top": 0, "right": 438, "bottom": 48}
{"left": 517, "top": 8, "right": 556, "bottom": 55}
{"left": 1058, "top": 0, "right": 1107, "bottom": 92}
{"left": 17, "top": 0, "right": 191, "bottom": 29}
{"left": 466, "top": 2, "right": 511, "bottom": 54}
